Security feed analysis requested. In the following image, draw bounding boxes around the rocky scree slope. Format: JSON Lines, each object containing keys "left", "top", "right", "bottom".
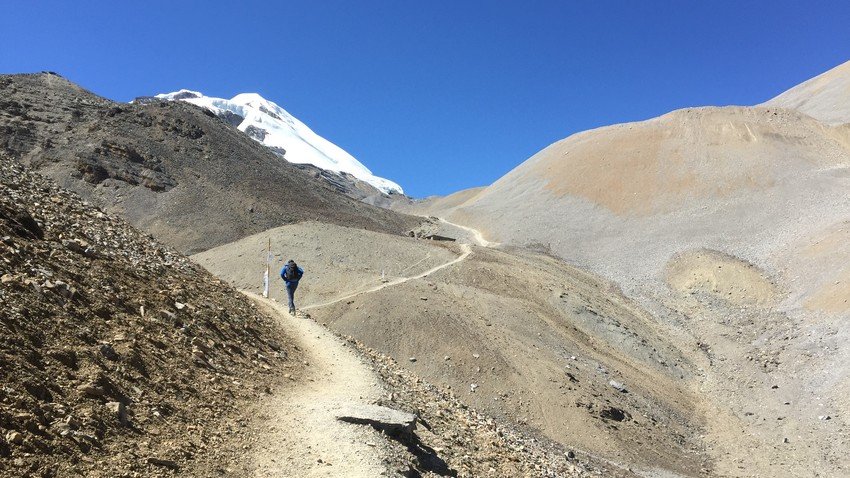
{"left": 0, "top": 73, "right": 419, "bottom": 254}
{"left": 323, "top": 330, "right": 638, "bottom": 477}
{"left": 0, "top": 156, "right": 294, "bottom": 477}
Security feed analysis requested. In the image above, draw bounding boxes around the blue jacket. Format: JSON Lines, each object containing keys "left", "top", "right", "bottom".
{"left": 280, "top": 265, "right": 304, "bottom": 286}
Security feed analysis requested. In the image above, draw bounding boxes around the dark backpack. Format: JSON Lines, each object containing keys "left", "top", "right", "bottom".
{"left": 284, "top": 263, "right": 302, "bottom": 281}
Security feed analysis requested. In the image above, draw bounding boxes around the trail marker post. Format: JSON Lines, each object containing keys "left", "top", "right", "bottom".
{"left": 262, "top": 237, "right": 271, "bottom": 298}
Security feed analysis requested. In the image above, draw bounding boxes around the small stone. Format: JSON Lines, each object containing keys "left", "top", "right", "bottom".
{"left": 419, "top": 297, "right": 428, "bottom": 301}
{"left": 106, "top": 401, "right": 128, "bottom": 425}
{"left": 472, "top": 353, "right": 480, "bottom": 359}
{"left": 409, "top": 357, "right": 417, "bottom": 362}
{"left": 100, "top": 344, "right": 119, "bottom": 361}
{"left": 470, "top": 383, "right": 479, "bottom": 392}
{"left": 566, "top": 450, "right": 575, "bottom": 459}
{"left": 146, "top": 457, "right": 179, "bottom": 469}
{"left": 77, "top": 383, "right": 105, "bottom": 397}
{"left": 5, "top": 431, "right": 23, "bottom": 445}
{"left": 609, "top": 380, "right": 627, "bottom": 393}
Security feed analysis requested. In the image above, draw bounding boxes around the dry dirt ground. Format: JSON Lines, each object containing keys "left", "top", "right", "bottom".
{"left": 228, "top": 252, "right": 637, "bottom": 477}
{"left": 194, "top": 221, "right": 711, "bottom": 476}
{"left": 246, "top": 292, "right": 390, "bottom": 477}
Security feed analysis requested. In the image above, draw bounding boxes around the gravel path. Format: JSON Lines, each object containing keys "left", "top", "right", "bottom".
{"left": 246, "top": 292, "right": 390, "bottom": 477}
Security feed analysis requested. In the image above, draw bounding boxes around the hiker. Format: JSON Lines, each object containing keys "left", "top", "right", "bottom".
{"left": 280, "top": 259, "right": 304, "bottom": 314}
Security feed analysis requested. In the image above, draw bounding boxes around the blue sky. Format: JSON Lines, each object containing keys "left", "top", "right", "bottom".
{"left": 1, "top": 1, "right": 849, "bottom": 197}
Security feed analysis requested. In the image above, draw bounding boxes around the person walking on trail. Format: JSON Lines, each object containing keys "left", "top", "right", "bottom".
{"left": 281, "top": 259, "right": 304, "bottom": 314}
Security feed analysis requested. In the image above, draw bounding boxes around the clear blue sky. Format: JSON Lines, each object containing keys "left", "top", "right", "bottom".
{"left": 1, "top": 1, "right": 849, "bottom": 197}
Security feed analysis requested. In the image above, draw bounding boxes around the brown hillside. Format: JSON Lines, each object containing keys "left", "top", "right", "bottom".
{"left": 0, "top": 73, "right": 419, "bottom": 255}
{"left": 194, "top": 221, "right": 711, "bottom": 476}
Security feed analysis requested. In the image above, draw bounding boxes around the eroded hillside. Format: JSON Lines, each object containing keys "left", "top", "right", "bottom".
{"left": 397, "top": 61, "right": 850, "bottom": 476}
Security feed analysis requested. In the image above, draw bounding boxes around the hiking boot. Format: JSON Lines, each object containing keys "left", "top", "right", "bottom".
{"left": 289, "top": 307, "right": 295, "bottom": 315}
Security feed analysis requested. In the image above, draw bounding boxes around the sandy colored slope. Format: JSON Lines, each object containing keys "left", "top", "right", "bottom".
{"left": 195, "top": 221, "right": 710, "bottom": 476}
{"left": 410, "top": 99, "right": 850, "bottom": 474}
{"left": 762, "top": 59, "right": 850, "bottom": 124}
{"left": 393, "top": 186, "right": 486, "bottom": 217}
{"left": 439, "top": 107, "right": 850, "bottom": 306}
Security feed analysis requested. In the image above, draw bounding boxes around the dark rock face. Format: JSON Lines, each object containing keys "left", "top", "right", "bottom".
{"left": 600, "top": 406, "right": 630, "bottom": 422}
{"left": 294, "top": 163, "right": 409, "bottom": 209}
{"left": 0, "top": 73, "right": 420, "bottom": 254}
{"left": 258, "top": 104, "right": 282, "bottom": 120}
{"left": 169, "top": 91, "right": 201, "bottom": 100}
{"left": 0, "top": 204, "right": 43, "bottom": 240}
{"left": 267, "top": 145, "right": 286, "bottom": 157}
{"left": 244, "top": 124, "right": 267, "bottom": 142}
{"left": 217, "top": 109, "right": 244, "bottom": 128}
{"left": 72, "top": 141, "right": 176, "bottom": 192}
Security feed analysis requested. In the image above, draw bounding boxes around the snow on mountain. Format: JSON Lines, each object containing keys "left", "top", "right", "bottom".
{"left": 153, "top": 89, "right": 403, "bottom": 194}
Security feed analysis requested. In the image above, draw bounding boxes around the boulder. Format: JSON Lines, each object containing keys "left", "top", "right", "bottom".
{"left": 335, "top": 404, "right": 417, "bottom": 436}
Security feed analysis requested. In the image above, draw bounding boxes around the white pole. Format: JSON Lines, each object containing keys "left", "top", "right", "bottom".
{"left": 262, "top": 237, "right": 271, "bottom": 298}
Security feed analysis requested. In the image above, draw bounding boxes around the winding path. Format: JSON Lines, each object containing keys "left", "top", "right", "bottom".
{"left": 244, "top": 218, "right": 492, "bottom": 476}
{"left": 302, "top": 242, "right": 472, "bottom": 311}
{"left": 436, "top": 217, "right": 495, "bottom": 248}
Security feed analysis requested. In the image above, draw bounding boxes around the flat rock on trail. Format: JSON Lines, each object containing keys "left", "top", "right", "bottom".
{"left": 245, "top": 292, "right": 390, "bottom": 477}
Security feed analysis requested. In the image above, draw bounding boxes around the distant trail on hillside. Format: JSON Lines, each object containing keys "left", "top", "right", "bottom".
{"left": 436, "top": 217, "right": 496, "bottom": 247}
{"left": 301, "top": 218, "right": 493, "bottom": 311}
{"left": 303, "top": 242, "right": 473, "bottom": 311}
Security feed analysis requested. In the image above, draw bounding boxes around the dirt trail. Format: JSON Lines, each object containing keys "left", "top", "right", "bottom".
{"left": 303, "top": 242, "right": 472, "bottom": 311}
{"left": 244, "top": 220, "right": 492, "bottom": 476}
{"left": 437, "top": 217, "right": 495, "bottom": 247}
{"left": 301, "top": 217, "right": 488, "bottom": 311}
{"left": 245, "top": 292, "right": 389, "bottom": 477}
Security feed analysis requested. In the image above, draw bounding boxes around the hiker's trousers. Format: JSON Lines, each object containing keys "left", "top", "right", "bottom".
{"left": 286, "top": 281, "right": 298, "bottom": 310}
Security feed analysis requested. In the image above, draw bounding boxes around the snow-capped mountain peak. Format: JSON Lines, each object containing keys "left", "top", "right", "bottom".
{"left": 152, "top": 90, "right": 403, "bottom": 194}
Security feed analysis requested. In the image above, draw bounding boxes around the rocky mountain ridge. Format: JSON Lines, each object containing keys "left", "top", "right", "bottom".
{"left": 0, "top": 72, "right": 419, "bottom": 255}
